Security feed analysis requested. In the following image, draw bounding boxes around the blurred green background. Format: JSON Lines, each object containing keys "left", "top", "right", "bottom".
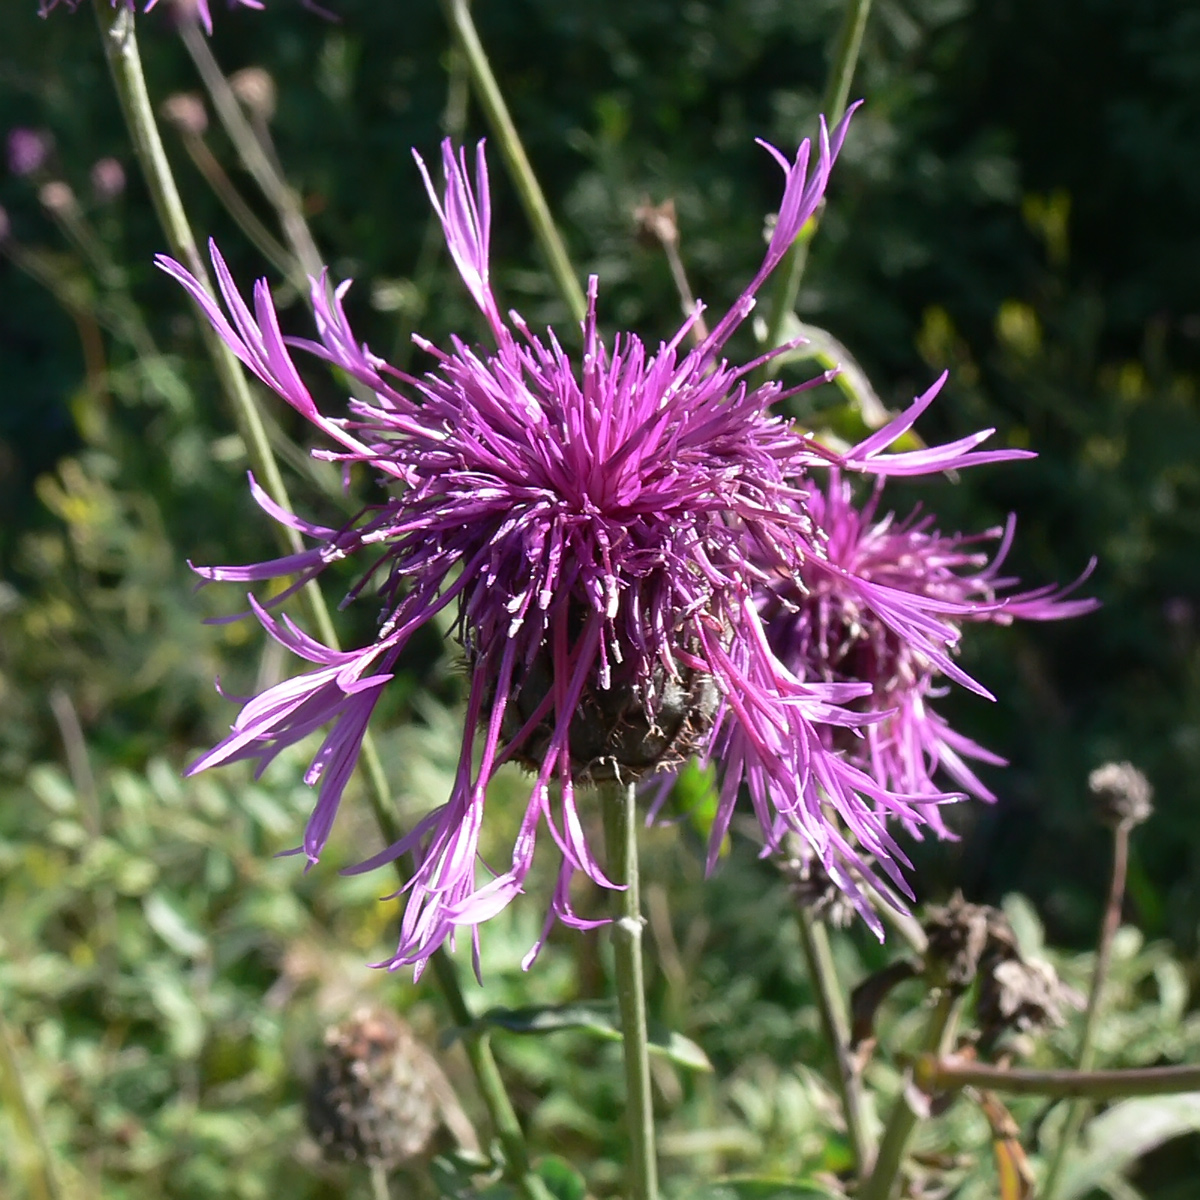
{"left": 1, "top": 0, "right": 1199, "bottom": 1196}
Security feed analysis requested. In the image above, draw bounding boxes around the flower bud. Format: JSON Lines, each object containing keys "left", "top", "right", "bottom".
{"left": 7, "top": 127, "right": 53, "bottom": 177}
{"left": 90, "top": 157, "right": 126, "bottom": 203}
{"left": 160, "top": 93, "right": 209, "bottom": 138}
{"left": 38, "top": 180, "right": 76, "bottom": 216}
{"left": 230, "top": 67, "right": 277, "bottom": 122}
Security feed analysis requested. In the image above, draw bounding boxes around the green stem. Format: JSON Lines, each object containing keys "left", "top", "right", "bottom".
{"left": 796, "top": 908, "right": 875, "bottom": 1176}
{"left": 915, "top": 1056, "right": 1200, "bottom": 1101}
{"left": 179, "top": 19, "right": 326, "bottom": 282}
{"left": 859, "top": 989, "right": 959, "bottom": 1200}
{"left": 759, "top": 0, "right": 873, "bottom": 365}
{"left": 1040, "top": 819, "right": 1132, "bottom": 1200}
{"left": 603, "top": 780, "right": 659, "bottom": 1200}
{"left": 440, "top": 0, "right": 587, "bottom": 323}
{"left": 0, "top": 1006, "right": 62, "bottom": 1200}
{"left": 94, "top": 10, "right": 545, "bottom": 1196}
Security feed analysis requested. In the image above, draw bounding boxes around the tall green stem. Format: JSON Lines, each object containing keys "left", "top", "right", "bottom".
{"left": 859, "top": 989, "right": 959, "bottom": 1200}
{"left": 179, "top": 20, "right": 327, "bottom": 283}
{"left": 440, "top": 0, "right": 587, "bottom": 323}
{"left": 796, "top": 908, "right": 875, "bottom": 1176}
{"left": 93, "top": 9, "right": 546, "bottom": 1197}
{"left": 1040, "top": 820, "right": 1132, "bottom": 1200}
{"left": 603, "top": 781, "right": 659, "bottom": 1200}
{"left": 760, "top": 0, "right": 873, "bottom": 364}
{"left": 0, "top": 1007, "right": 62, "bottom": 1200}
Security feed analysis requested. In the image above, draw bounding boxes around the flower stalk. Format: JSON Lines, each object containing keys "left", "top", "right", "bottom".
{"left": 796, "top": 908, "right": 875, "bottom": 1176}
{"left": 760, "top": 0, "right": 873, "bottom": 363}
{"left": 440, "top": 0, "right": 587, "bottom": 322}
{"left": 1040, "top": 815, "right": 1135, "bottom": 1200}
{"left": 0, "top": 1007, "right": 62, "bottom": 1200}
{"left": 178, "top": 19, "right": 326, "bottom": 283}
{"left": 859, "top": 988, "right": 960, "bottom": 1200}
{"left": 603, "top": 780, "right": 659, "bottom": 1200}
{"left": 92, "top": 9, "right": 547, "bottom": 1197}
{"left": 915, "top": 1056, "right": 1200, "bottom": 1100}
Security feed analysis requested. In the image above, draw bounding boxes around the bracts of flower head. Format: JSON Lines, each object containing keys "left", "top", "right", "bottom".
{"left": 163, "top": 106, "right": 1089, "bottom": 976}
{"left": 38, "top": 0, "right": 264, "bottom": 36}
{"left": 756, "top": 474, "right": 1098, "bottom": 839}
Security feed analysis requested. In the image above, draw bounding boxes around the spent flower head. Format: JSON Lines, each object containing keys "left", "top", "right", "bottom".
{"left": 164, "top": 111, "right": 1070, "bottom": 974}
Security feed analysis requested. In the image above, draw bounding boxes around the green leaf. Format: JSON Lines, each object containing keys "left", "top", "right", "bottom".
{"left": 536, "top": 1155, "right": 587, "bottom": 1200}
{"left": 1058, "top": 1093, "right": 1200, "bottom": 1200}
{"left": 448, "top": 1001, "right": 713, "bottom": 1072}
{"left": 143, "top": 892, "right": 207, "bottom": 959}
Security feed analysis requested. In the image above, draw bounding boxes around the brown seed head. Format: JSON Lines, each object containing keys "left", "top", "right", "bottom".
{"left": 306, "top": 1008, "right": 444, "bottom": 1169}
{"left": 1088, "top": 760, "right": 1153, "bottom": 829}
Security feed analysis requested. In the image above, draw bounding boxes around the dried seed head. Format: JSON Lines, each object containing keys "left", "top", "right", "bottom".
{"left": 306, "top": 1008, "right": 443, "bottom": 1169}
{"left": 1089, "top": 761, "right": 1153, "bottom": 829}
{"left": 633, "top": 197, "right": 678, "bottom": 247}
{"left": 230, "top": 67, "right": 277, "bottom": 122}
{"left": 977, "top": 957, "right": 1083, "bottom": 1047}
{"left": 922, "top": 892, "right": 1006, "bottom": 989}
{"left": 160, "top": 93, "right": 209, "bottom": 137}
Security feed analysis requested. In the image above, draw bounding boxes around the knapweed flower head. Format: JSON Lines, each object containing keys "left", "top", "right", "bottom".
{"left": 38, "top": 0, "right": 263, "bottom": 35}
{"left": 164, "top": 109, "right": 1061, "bottom": 975}
{"left": 757, "top": 476, "right": 1097, "bottom": 838}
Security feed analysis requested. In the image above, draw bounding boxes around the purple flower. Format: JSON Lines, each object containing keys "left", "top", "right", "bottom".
{"left": 7, "top": 127, "right": 52, "bottom": 177}
{"left": 757, "top": 474, "right": 1097, "bottom": 838}
{"left": 37, "top": 0, "right": 264, "bottom": 35}
{"left": 162, "top": 112, "right": 1049, "bottom": 974}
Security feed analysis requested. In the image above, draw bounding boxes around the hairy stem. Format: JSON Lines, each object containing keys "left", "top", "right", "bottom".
{"left": 603, "top": 780, "right": 660, "bottom": 1200}
{"left": 1040, "top": 819, "right": 1132, "bottom": 1200}
{"left": 796, "top": 908, "right": 875, "bottom": 1176}
{"left": 440, "top": 0, "right": 587, "bottom": 323}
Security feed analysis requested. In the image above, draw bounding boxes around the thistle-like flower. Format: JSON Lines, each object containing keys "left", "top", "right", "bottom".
{"left": 757, "top": 474, "right": 1097, "bottom": 837}
{"left": 164, "top": 112, "right": 1054, "bottom": 974}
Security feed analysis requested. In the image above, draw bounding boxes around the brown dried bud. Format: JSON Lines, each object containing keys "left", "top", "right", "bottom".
{"left": 1089, "top": 761, "right": 1153, "bottom": 829}
{"left": 306, "top": 1008, "right": 445, "bottom": 1169}
{"left": 633, "top": 197, "right": 678, "bottom": 248}
{"left": 230, "top": 67, "right": 277, "bottom": 122}
{"left": 160, "top": 93, "right": 209, "bottom": 137}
